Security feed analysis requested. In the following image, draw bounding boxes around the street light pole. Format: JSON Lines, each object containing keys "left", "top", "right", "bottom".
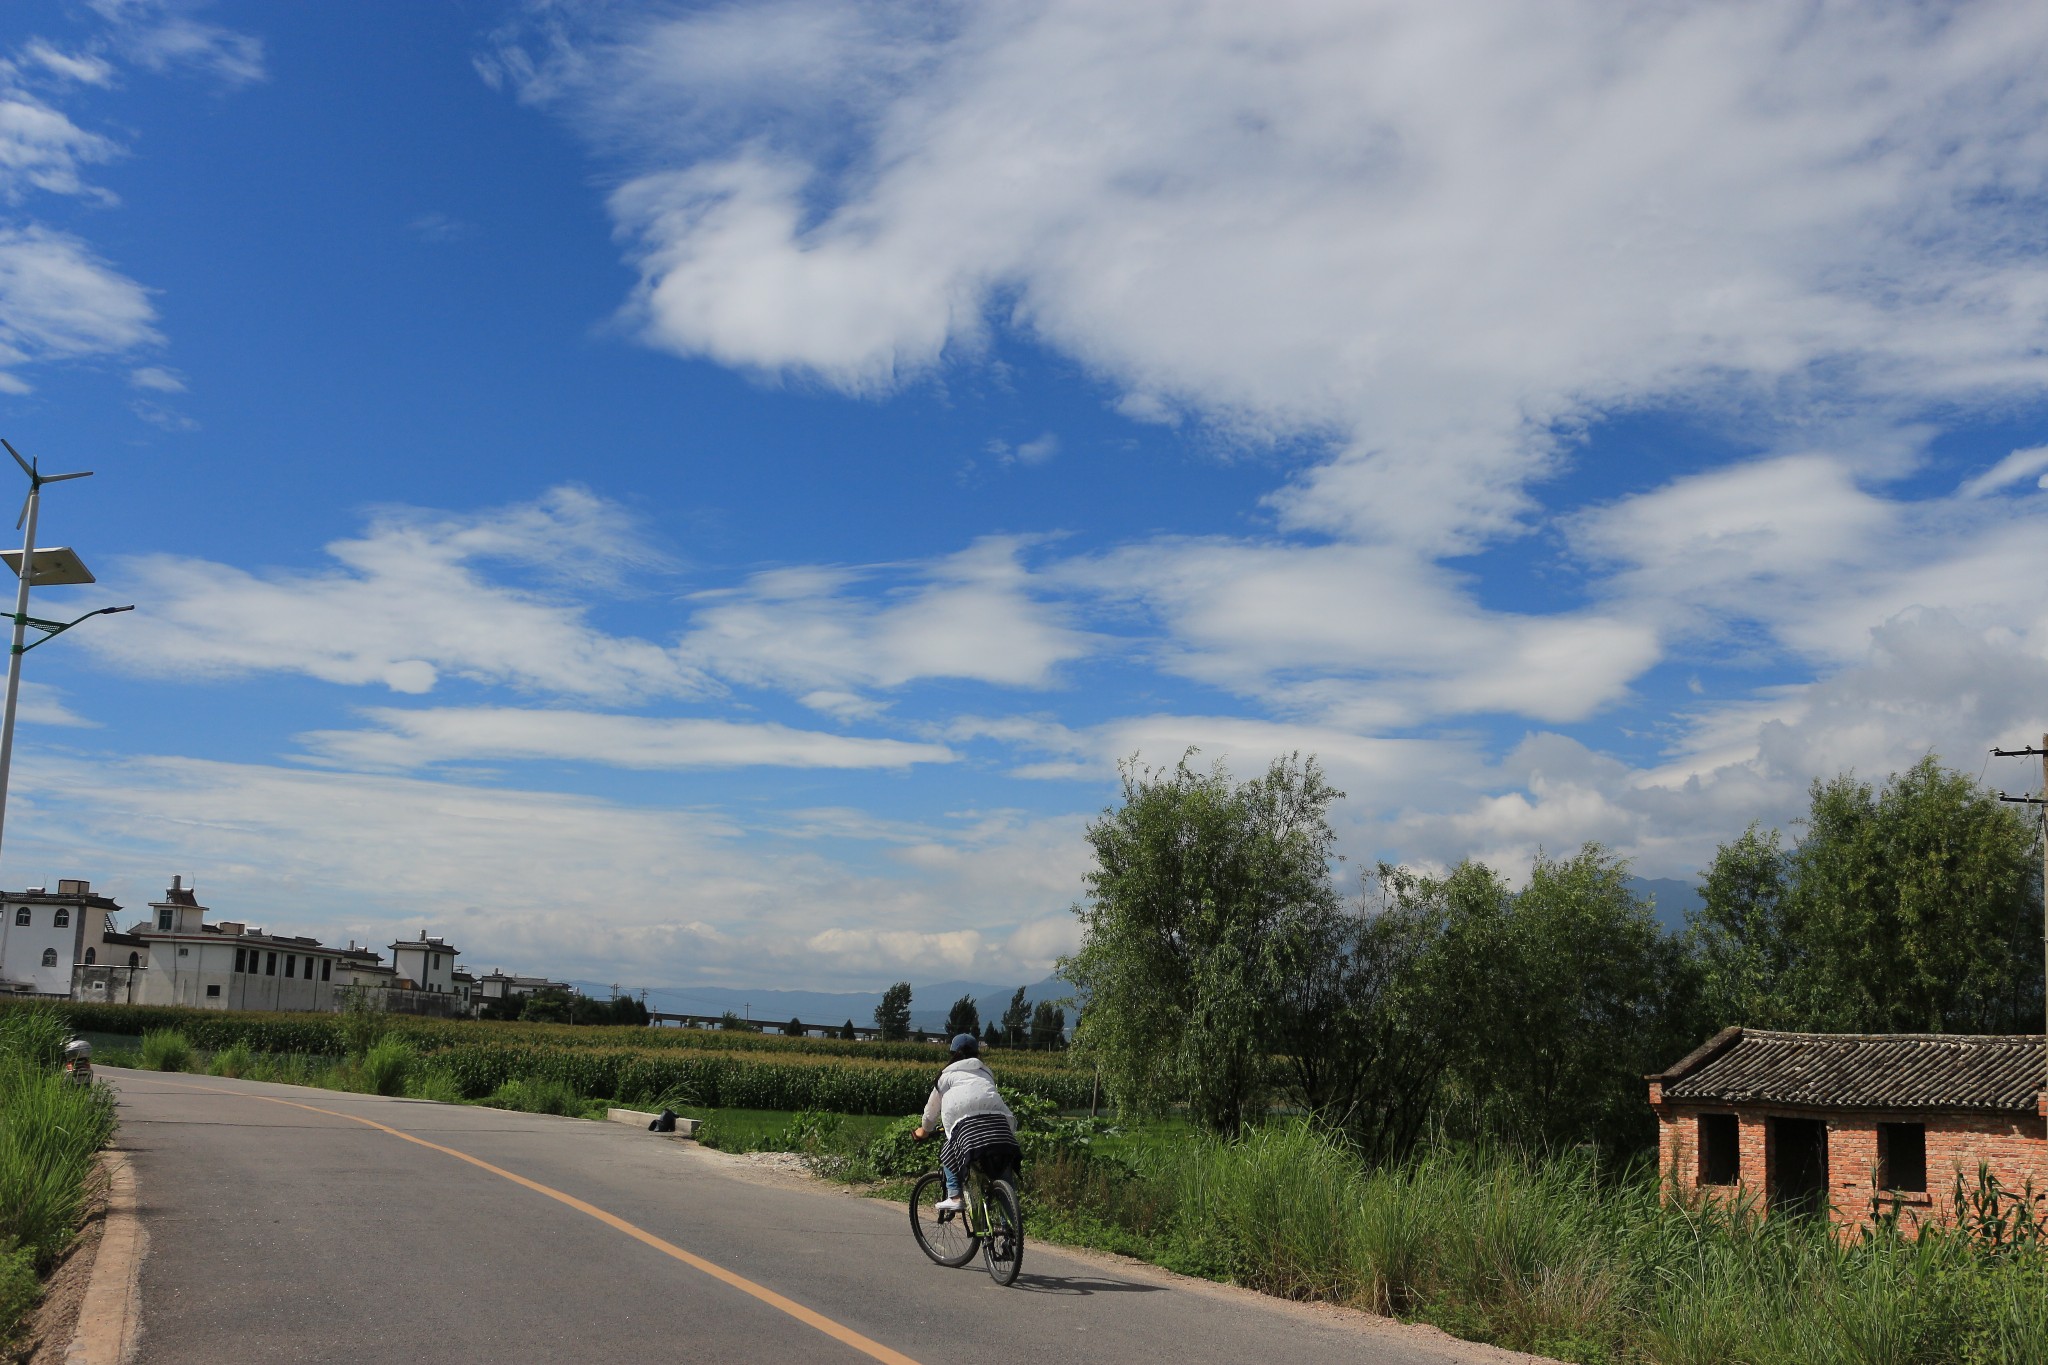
{"left": 0, "top": 440, "right": 130, "bottom": 870}
{"left": 0, "top": 456, "right": 51, "bottom": 866}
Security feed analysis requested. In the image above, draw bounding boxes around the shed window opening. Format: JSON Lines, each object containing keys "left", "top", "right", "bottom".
{"left": 13, "top": 907, "right": 27, "bottom": 926}
{"left": 1878, "top": 1123, "right": 1927, "bottom": 1193}
{"left": 52, "top": 907, "right": 68, "bottom": 928}
{"left": 157, "top": 908, "right": 172, "bottom": 931}
{"left": 265, "top": 951, "right": 277, "bottom": 976}
{"left": 285, "top": 955, "right": 296, "bottom": 979}
{"left": 320, "top": 958, "right": 331, "bottom": 981}
{"left": 235, "top": 948, "right": 247, "bottom": 973}
{"left": 1698, "top": 1113, "right": 1740, "bottom": 1186}
{"left": 205, "top": 984, "right": 220, "bottom": 998}
{"left": 83, "top": 948, "right": 95, "bottom": 965}
{"left": 41, "top": 948, "right": 57, "bottom": 967}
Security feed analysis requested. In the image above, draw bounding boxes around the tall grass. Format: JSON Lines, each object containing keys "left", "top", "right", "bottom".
{"left": 0, "top": 1005, "right": 117, "bottom": 1281}
{"left": 137, "top": 1029, "right": 192, "bottom": 1072}
{"left": 1028, "top": 1122, "right": 2048, "bottom": 1365}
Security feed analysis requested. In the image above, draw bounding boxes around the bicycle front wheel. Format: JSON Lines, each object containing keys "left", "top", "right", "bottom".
{"left": 981, "top": 1179, "right": 1023, "bottom": 1286}
{"left": 910, "top": 1171, "right": 978, "bottom": 1267}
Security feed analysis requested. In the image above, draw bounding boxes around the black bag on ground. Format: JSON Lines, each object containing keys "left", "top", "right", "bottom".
{"left": 650, "top": 1109, "right": 677, "bottom": 1133}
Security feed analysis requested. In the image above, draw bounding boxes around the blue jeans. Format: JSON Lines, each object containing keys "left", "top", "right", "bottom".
{"left": 942, "top": 1165, "right": 962, "bottom": 1198}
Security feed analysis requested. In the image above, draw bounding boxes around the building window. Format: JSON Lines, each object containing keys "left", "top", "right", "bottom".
{"left": 177, "top": 947, "right": 189, "bottom": 957}
{"left": 321, "top": 959, "right": 331, "bottom": 981}
{"left": 1878, "top": 1123, "right": 1927, "bottom": 1193}
{"left": 84, "top": 948, "right": 95, "bottom": 965}
{"left": 40, "top": 948, "right": 57, "bottom": 967}
{"left": 303, "top": 956, "right": 313, "bottom": 979}
{"left": 53, "top": 907, "right": 69, "bottom": 928}
{"left": 127, "top": 952, "right": 139, "bottom": 967}
{"left": 285, "top": 954, "right": 296, "bottom": 978}
{"left": 205, "top": 984, "right": 221, "bottom": 998}
{"left": 1698, "top": 1113, "right": 1740, "bottom": 1186}
{"left": 266, "top": 951, "right": 277, "bottom": 976}
{"left": 13, "top": 907, "right": 27, "bottom": 926}
{"left": 157, "top": 908, "right": 173, "bottom": 931}
{"left": 235, "top": 948, "right": 247, "bottom": 973}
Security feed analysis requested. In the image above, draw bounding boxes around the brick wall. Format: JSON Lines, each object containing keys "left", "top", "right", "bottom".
{"left": 1653, "top": 1097, "right": 2046, "bottom": 1233}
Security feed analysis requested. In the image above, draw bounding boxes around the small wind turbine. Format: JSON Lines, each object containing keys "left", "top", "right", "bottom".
{"left": 0, "top": 439, "right": 132, "bottom": 867}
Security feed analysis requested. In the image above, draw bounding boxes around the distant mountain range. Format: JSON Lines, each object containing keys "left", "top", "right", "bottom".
{"left": 567, "top": 975, "right": 1074, "bottom": 1035}
{"left": 584, "top": 878, "right": 1700, "bottom": 1029}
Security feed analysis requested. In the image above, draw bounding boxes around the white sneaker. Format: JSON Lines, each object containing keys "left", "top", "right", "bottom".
{"left": 934, "top": 1196, "right": 965, "bottom": 1213}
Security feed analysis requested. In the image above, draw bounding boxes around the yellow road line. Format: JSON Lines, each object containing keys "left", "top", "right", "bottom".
{"left": 156, "top": 1078, "right": 919, "bottom": 1365}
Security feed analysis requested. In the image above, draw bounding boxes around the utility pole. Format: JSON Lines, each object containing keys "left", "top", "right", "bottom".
{"left": 1992, "top": 737, "right": 2048, "bottom": 1124}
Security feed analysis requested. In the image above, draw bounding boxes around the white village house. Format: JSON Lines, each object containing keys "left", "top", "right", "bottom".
{"left": 5, "top": 874, "right": 484, "bottom": 1017}
{"left": 0, "top": 879, "right": 126, "bottom": 998}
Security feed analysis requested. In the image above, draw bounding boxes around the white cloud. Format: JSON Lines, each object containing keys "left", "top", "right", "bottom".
{"left": 0, "top": 227, "right": 157, "bottom": 389}
{"left": 1, "top": 748, "right": 1091, "bottom": 987}
{"left": 128, "top": 365, "right": 185, "bottom": 392}
{"left": 502, "top": 0, "right": 2048, "bottom": 553}
{"left": 88, "top": 0, "right": 265, "bottom": 87}
{"left": 1070, "top": 539, "right": 1659, "bottom": 724}
{"left": 86, "top": 487, "right": 707, "bottom": 701}
{"left": 0, "top": 91, "right": 120, "bottom": 201}
{"left": 295, "top": 706, "right": 955, "bottom": 772}
{"left": 1960, "top": 445, "right": 2048, "bottom": 498}
{"left": 21, "top": 43, "right": 116, "bottom": 87}
{"left": 681, "top": 536, "right": 1092, "bottom": 695}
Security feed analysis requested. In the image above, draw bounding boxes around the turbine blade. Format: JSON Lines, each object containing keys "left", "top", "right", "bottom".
{"left": 0, "top": 440, "right": 30, "bottom": 480}
{"left": 41, "top": 470, "right": 91, "bottom": 483}
{"left": 14, "top": 494, "right": 27, "bottom": 531}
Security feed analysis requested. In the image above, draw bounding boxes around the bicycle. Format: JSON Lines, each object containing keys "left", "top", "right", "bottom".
{"left": 909, "top": 1157, "right": 1024, "bottom": 1286}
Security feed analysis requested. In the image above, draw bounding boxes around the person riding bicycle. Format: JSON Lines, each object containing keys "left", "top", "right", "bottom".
{"left": 913, "top": 1033, "right": 1020, "bottom": 1213}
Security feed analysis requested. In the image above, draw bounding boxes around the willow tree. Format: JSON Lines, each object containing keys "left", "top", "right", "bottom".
{"left": 1063, "top": 751, "right": 1341, "bottom": 1134}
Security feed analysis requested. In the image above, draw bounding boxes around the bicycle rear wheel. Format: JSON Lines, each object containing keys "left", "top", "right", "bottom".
{"left": 981, "top": 1179, "right": 1023, "bottom": 1286}
{"left": 910, "top": 1171, "right": 978, "bottom": 1267}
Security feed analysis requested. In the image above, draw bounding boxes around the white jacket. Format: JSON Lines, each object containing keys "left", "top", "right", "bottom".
{"left": 920, "top": 1057, "right": 1016, "bottom": 1134}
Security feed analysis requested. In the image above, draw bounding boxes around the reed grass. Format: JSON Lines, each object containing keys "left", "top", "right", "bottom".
{"left": 1026, "top": 1122, "right": 2048, "bottom": 1365}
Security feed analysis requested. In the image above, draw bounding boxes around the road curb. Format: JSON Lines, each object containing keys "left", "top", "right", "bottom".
{"left": 64, "top": 1150, "right": 146, "bottom": 1365}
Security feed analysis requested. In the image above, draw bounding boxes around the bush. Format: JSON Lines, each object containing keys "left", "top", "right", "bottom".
{"left": 404, "top": 1068, "right": 465, "bottom": 1105}
{"left": 360, "top": 1037, "right": 414, "bottom": 1097}
{"left": 138, "top": 1030, "right": 192, "bottom": 1073}
{"left": 207, "top": 1040, "right": 255, "bottom": 1079}
{"left": 485, "top": 1077, "right": 581, "bottom": 1116}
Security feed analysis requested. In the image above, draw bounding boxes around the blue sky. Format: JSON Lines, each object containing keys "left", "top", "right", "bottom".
{"left": 3, "top": 0, "right": 2047, "bottom": 992}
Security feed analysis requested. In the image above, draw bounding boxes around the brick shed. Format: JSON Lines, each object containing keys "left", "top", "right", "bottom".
{"left": 1647, "top": 1027, "right": 2047, "bottom": 1233}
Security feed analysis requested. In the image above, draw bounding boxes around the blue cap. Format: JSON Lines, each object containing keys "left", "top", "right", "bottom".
{"left": 949, "top": 1033, "right": 980, "bottom": 1056}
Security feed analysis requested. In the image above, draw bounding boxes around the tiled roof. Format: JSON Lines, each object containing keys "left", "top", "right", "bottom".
{"left": 1655, "top": 1027, "right": 2047, "bottom": 1114}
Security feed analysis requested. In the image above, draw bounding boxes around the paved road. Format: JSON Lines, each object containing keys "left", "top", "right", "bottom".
{"left": 106, "top": 1069, "right": 1520, "bottom": 1365}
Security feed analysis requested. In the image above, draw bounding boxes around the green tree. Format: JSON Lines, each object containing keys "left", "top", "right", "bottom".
{"left": 1455, "top": 845, "right": 1697, "bottom": 1155}
{"left": 981, "top": 1020, "right": 1002, "bottom": 1048}
{"left": 840, "top": 1019, "right": 857, "bottom": 1040}
{"left": 944, "top": 994, "right": 980, "bottom": 1039}
{"left": 875, "top": 982, "right": 913, "bottom": 1042}
{"left": 717, "top": 1010, "right": 760, "bottom": 1034}
{"left": 1028, "top": 1000, "right": 1066, "bottom": 1049}
{"left": 1064, "top": 751, "right": 1342, "bottom": 1133}
{"left": 1697, "top": 757, "right": 2043, "bottom": 1034}
{"left": 782, "top": 1016, "right": 805, "bottom": 1037}
{"left": 1000, "top": 987, "right": 1031, "bottom": 1048}
{"left": 520, "top": 990, "right": 571, "bottom": 1024}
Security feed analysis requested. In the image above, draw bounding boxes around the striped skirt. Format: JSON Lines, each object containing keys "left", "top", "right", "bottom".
{"left": 941, "top": 1112, "right": 1021, "bottom": 1187}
